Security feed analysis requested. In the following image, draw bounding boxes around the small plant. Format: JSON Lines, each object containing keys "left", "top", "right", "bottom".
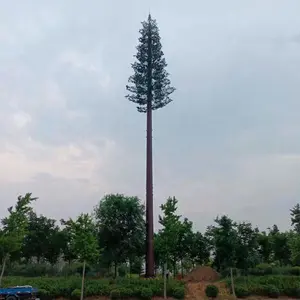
{"left": 119, "top": 287, "right": 134, "bottom": 298}
{"left": 291, "top": 267, "right": 300, "bottom": 276}
{"left": 140, "top": 287, "right": 153, "bottom": 300}
{"left": 235, "top": 286, "right": 250, "bottom": 298}
{"left": 110, "top": 289, "right": 121, "bottom": 300}
{"left": 267, "top": 285, "right": 280, "bottom": 298}
{"left": 205, "top": 285, "right": 219, "bottom": 299}
{"left": 38, "top": 289, "right": 51, "bottom": 300}
{"left": 172, "top": 286, "right": 185, "bottom": 299}
{"left": 71, "top": 289, "right": 81, "bottom": 300}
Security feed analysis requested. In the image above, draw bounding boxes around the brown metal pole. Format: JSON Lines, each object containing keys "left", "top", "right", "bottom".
{"left": 145, "top": 100, "right": 154, "bottom": 277}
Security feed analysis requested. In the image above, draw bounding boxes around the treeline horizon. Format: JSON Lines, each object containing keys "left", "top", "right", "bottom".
{"left": 2, "top": 193, "right": 295, "bottom": 232}
{"left": 1, "top": 192, "right": 300, "bottom": 278}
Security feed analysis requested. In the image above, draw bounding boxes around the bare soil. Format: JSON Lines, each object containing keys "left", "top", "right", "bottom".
{"left": 183, "top": 267, "right": 294, "bottom": 299}
{"left": 184, "top": 266, "right": 220, "bottom": 282}
{"left": 185, "top": 281, "right": 295, "bottom": 299}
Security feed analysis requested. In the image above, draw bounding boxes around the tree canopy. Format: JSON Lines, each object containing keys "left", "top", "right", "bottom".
{"left": 1, "top": 192, "right": 300, "bottom": 278}
{"left": 126, "top": 14, "right": 175, "bottom": 113}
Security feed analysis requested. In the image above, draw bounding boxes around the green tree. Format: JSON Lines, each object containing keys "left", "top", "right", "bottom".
{"left": 269, "top": 224, "right": 280, "bottom": 236}
{"left": 22, "top": 212, "right": 63, "bottom": 264}
{"left": 235, "top": 222, "right": 260, "bottom": 269}
{"left": 0, "top": 193, "right": 36, "bottom": 286}
{"left": 154, "top": 233, "right": 163, "bottom": 275}
{"left": 189, "top": 231, "right": 210, "bottom": 267}
{"left": 288, "top": 231, "right": 300, "bottom": 266}
{"left": 157, "top": 197, "right": 182, "bottom": 274}
{"left": 65, "top": 214, "right": 99, "bottom": 300}
{"left": 43, "top": 229, "right": 65, "bottom": 265}
{"left": 175, "top": 218, "right": 194, "bottom": 276}
{"left": 60, "top": 220, "right": 78, "bottom": 264}
{"left": 129, "top": 256, "right": 143, "bottom": 275}
{"left": 290, "top": 204, "right": 300, "bottom": 233}
{"left": 126, "top": 14, "right": 175, "bottom": 277}
{"left": 271, "top": 232, "right": 291, "bottom": 265}
{"left": 94, "top": 194, "right": 145, "bottom": 277}
{"left": 206, "top": 215, "right": 238, "bottom": 271}
{"left": 257, "top": 231, "right": 272, "bottom": 263}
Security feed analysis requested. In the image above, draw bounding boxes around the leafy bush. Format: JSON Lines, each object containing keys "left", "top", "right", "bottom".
{"left": 220, "top": 265, "right": 300, "bottom": 278}
{"left": 71, "top": 289, "right": 81, "bottom": 300}
{"left": 226, "top": 275, "right": 300, "bottom": 297}
{"left": 118, "top": 265, "right": 127, "bottom": 277}
{"left": 220, "top": 268, "right": 241, "bottom": 277}
{"left": 140, "top": 287, "right": 153, "bottom": 300}
{"left": 119, "top": 287, "right": 134, "bottom": 298}
{"left": 290, "top": 266, "right": 300, "bottom": 275}
{"left": 75, "top": 264, "right": 91, "bottom": 275}
{"left": 205, "top": 285, "right": 219, "bottom": 298}
{"left": 267, "top": 285, "right": 280, "bottom": 298}
{"left": 234, "top": 286, "right": 250, "bottom": 298}
{"left": 283, "top": 286, "right": 300, "bottom": 297}
{"left": 171, "top": 286, "right": 185, "bottom": 299}
{"left": 5, "top": 263, "right": 60, "bottom": 277}
{"left": 37, "top": 289, "right": 51, "bottom": 300}
{"left": 110, "top": 289, "right": 121, "bottom": 300}
{"left": 0, "top": 276, "right": 184, "bottom": 299}
{"left": 245, "top": 265, "right": 300, "bottom": 277}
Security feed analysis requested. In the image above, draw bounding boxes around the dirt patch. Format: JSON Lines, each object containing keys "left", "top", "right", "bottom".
{"left": 185, "top": 281, "right": 232, "bottom": 300}
{"left": 184, "top": 266, "right": 220, "bottom": 282}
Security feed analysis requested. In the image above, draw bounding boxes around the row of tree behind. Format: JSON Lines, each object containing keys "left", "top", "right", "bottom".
{"left": 1, "top": 193, "right": 300, "bottom": 278}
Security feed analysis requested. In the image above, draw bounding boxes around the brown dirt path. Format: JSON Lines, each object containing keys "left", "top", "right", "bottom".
{"left": 184, "top": 282, "right": 295, "bottom": 300}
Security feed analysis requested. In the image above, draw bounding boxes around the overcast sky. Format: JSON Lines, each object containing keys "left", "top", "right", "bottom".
{"left": 0, "top": 0, "right": 300, "bottom": 232}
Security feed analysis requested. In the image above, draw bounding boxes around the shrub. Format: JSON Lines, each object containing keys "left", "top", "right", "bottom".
{"left": 140, "top": 287, "right": 153, "bottom": 300}
{"left": 249, "top": 263, "right": 273, "bottom": 276}
{"left": 37, "top": 289, "right": 51, "bottom": 300}
{"left": 71, "top": 289, "right": 81, "bottom": 300}
{"left": 85, "top": 283, "right": 110, "bottom": 296}
{"left": 205, "top": 285, "right": 219, "bottom": 298}
{"left": 110, "top": 289, "right": 121, "bottom": 300}
{"left": 119, "top": 287, "right": 134, "bottom": 298}
{"left": 234, "top": 286, "right": 250, "bottom": 298}
{"left": 226, "top": 275, "right": 300, "bottom": 298}
{"left": 172, "top": 286, "right": 185, "bottom": 299}
{"left": 1, "top": 275, "right": 185, "bottom": 298}
{"left": 283, "top": 286, "right": 300, "bottom": 297}
{"left": 118, "top": 265, "right": 127, "bottom": 277}
{"left": 291, "top": 267, "right": 300, "bottom": 275}
{"left": 76, "top": 264, "right": 91, "bottom": 275}
{"left": 6, "top": 263, "right": 60, "bottom": 277}
{"left": 246, "top": 265, "right": 300, "bottom": 277}
{"left": 267, "top": 285, "right": 280, "bottom": 298}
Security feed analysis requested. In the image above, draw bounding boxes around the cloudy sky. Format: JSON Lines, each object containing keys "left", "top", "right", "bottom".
{"left": 1, "top": 0, "right": 300, "bottom": 231}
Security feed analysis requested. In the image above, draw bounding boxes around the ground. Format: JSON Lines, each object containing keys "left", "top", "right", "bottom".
{"left": 184, "top": 282, "right": 294, "bottom": 300}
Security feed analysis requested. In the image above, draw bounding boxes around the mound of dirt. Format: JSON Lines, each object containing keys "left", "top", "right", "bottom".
{"left": 184, "top": 266, "right": 220, "bottom": 282}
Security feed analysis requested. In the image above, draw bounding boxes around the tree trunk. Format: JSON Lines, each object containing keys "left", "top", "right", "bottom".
{"left": 163, "top": 262, "right": 167, "bottom": 299}
{"left": 80, "top": 260, "right": 86, "bottom": 300}
{"left": 129, "top": 260, "right": 131, "bottom": 278}
{"left": 181, "top": 259, "right": 184, "bottom": 277}
{"left": 114, "top": 262, "right": 118, "bottom": 278}
{"left": 230, "top": 267, "right": 236, "bottom": 299}
{"left": 145, "top": 16, "right": 154, "bottom": 278}
{"left": 0, "top": 254, "right": 8, "bottom": 287}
